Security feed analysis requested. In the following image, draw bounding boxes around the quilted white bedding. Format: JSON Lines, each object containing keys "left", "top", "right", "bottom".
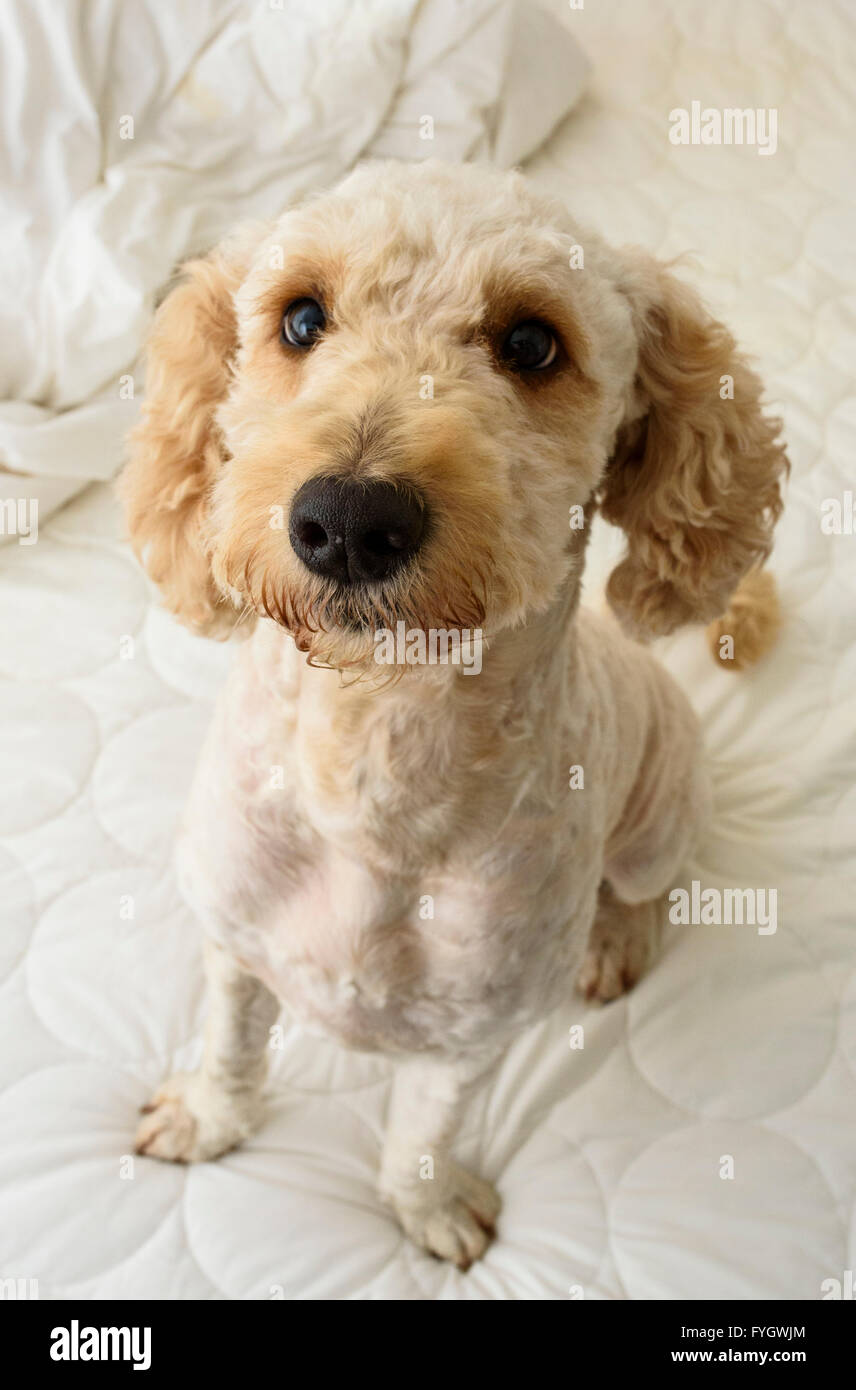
{"left": 1, "top": 0, "right": 854, "bottom": 1300}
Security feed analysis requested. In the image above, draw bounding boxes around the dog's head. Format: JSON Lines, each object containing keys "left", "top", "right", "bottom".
{"left": 121, "top": 160, "right": 787, "bottom": 667}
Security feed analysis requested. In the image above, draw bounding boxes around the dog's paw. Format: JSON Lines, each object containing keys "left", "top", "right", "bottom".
{"left": 577, "top": 896, "right": 660, "bottom": 1003}
{"left": 134, "top": 1072, "right": 258, "bottom": 1164}
{"left": 385, "top": 1163, "right": 501, "bottom": 1270}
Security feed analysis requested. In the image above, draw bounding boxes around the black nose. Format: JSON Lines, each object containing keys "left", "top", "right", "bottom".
{"left": 289, "top": 476, "right": 426, "bottom": 583}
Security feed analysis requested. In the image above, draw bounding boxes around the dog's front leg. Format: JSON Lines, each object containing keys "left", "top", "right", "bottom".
{"left": 379, "top": 1053, "right": 501, "bottom": 1269}
{"left": 135, "top": 940, "right": 279, "bottom": 1163}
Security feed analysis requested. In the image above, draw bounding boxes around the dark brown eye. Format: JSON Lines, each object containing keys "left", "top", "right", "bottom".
{"left": 281, "top": 298, "right": 326, "bottom": 348}
{"left": 503, "top": 320, "right": 557, "bottom": 371}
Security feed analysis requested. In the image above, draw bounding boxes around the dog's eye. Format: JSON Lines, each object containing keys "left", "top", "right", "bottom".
{"left": 502, "top": 320, "right": 557, "bottom": 371}
{"left": 281, "top": 298, "right": 326, "bottom": 348}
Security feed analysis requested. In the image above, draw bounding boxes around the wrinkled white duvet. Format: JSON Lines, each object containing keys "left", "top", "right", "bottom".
{"left": 0, "top": 0, "right": 587, "bottom": 525}
{"left": 0, "top": 0, "right": 854, "bottom": 1302}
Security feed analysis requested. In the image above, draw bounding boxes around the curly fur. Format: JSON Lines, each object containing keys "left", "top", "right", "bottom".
{"left": 601, "top": 255, "right": 788, "bottom": 637}
{"left": 120, "top": 160, "right": 788, "bottom": 1267}
{"left": 706, "top": 566, "right": 782, "bottom": 670}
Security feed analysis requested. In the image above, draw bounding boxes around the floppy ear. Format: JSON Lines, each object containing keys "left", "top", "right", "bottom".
{"left": 599, "top": 252, "right": 788, "bottom": 638}
{"left": 119, "top": 229, "right": 262, "bottom": 636}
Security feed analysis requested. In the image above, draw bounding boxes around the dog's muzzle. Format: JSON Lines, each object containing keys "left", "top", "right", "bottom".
{"left": 289, "top": 475, "right": 426, "bottom": 584}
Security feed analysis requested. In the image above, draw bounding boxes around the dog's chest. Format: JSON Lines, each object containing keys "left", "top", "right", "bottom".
{"left": 188, "top": 770, "right": 580, "bottom": 1054}
{"left": 179, "top": 633, "right": 594, "bottom": 1054}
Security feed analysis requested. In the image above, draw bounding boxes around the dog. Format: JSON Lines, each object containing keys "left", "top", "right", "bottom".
{"left": 120, "top": 159, "right": 787, "bottom": 1268}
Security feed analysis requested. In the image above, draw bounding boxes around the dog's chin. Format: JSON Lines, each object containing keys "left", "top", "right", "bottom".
{"left": 287, "top": 604, "right": 477, "bottom": 682}
{"left": 251, "top": 565, "right": 493, "bottom": 678}
{"left": 291, "top": 621, "right": 379, "bottom": 674}
{"left": 270, "top": 583, "right": 405, "bottom": 677}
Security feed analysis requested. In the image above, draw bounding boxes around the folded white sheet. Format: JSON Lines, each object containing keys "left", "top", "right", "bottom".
{"left": 3, "top": 0, "right": 852, "bottom": 1306}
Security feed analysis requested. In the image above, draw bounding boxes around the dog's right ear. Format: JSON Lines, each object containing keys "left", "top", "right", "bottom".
{"left": 119, "top": 228, "right": 263, "bottom": 636}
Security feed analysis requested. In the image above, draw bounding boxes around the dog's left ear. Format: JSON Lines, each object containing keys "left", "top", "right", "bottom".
{"left": 599, "top": 252, "right": 788, "bottom": 637}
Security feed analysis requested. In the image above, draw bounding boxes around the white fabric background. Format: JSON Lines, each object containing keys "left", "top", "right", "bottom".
{"left": 0, "top": 0, "right": 853, "bottom": 1300}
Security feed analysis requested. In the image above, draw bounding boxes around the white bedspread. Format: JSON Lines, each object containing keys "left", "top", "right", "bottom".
{"left": 1, "top": 0, "right": 854, "bottom": 1300}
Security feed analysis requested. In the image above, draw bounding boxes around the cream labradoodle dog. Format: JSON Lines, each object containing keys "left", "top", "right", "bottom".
{"left": 121, "top": 160, "right": 787, "bottom": 1268}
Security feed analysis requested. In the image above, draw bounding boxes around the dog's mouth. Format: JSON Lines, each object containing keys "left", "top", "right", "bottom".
{"left": 340, "top": 608, "right": 375, "bottom": 634}
{"left": 320, "top": 574, "right": 422, "bottom": 634}
{"left": 253, "top": 572, "right": 415, "bottom": 661}
{"left": 244, "top": 533, "right": 491, "bottom": 672}
{"left": 255, "top": 573, "right": 490, "bottom": 679}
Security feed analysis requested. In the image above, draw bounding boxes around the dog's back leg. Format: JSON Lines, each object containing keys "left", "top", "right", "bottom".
{"left": 576, "top": 880, "right": 664, "bottom": 1004}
